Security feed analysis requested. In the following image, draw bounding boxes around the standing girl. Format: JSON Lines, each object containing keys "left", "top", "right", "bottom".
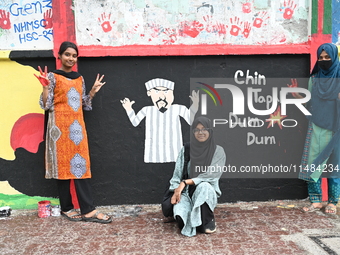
{"left": 36, "top": 41, "right": 112, "bottom": 223}
{"left": 296, "top": 43, "right": 340, "bottom": 214}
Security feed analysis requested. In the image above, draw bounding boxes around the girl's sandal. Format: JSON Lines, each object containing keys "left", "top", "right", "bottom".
{"left": 302, "top": 204, "right": 322, "bottom": 213}
{"left": 61, "top": 209, "right": 83, "bottom": 221}
{"left": 325, "top": 205, "right": 337, "bottom": 214}
{"left": 82, "top": 211, "right": 112, "bottom": 224}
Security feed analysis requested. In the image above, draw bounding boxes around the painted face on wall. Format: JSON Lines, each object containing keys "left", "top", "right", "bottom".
{"left": 147, "top": 86, "right": 174, "bottom": 112}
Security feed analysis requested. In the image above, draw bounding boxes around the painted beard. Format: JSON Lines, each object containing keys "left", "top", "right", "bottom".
{"left": 156, "top": 99, "right": 168, "bottom": 113}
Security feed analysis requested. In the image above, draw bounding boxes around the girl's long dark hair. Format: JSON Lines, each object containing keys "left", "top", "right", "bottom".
{"left": 58, "top": 41, "right": 79, "bottom": 56}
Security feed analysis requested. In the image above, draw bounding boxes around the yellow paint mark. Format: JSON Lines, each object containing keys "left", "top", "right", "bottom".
{"left": 0, "top": 200, "right": 15, "bottom": 206}
{"left": 0, "top": 181, "right": 22, "bottom": 195}
{"left": 26, "top": 198, "right": 39, "bottom": 206}
{"left": 0, "top": 57, "right": 44, "bottom": 160}
{"left": 0, "top": 51, "right": 10, "bottom": 59}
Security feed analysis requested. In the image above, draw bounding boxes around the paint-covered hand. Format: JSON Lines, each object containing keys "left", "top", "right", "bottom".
{"left": 34, "top": 66, "right": 50, "bottom": 87}
{"left": 90, "top": 74, "right": 106, "bottom": 96}
{"left": 120, "top": 98, "right": 135, "bottom": 112}
{"left": 189, "top": 90, "right": 199, "bottom": 109}
{"left": 287, "top": 78, "right": 303, "bottom": 99}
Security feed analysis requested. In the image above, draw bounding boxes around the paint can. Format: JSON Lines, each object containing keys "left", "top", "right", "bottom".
{"left": 38, "top": 200, "right": 51, "bottom": 218}
{"left": 51, "top": 205, "right": 61, "bottom": 216}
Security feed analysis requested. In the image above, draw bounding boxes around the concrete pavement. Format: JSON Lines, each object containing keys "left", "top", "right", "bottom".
{"left": 0, "top": 199, "right": 339, "bottom": 255}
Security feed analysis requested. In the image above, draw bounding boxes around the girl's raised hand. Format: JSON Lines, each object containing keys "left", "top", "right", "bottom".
{"left": 89, "top": 74, "right": 106, "bottom": 98}
{"left": 92, "top": 74, "right": 106, "bottom": 93}
{"left": 34, "top": 66, "right": 50, "bottom": 87}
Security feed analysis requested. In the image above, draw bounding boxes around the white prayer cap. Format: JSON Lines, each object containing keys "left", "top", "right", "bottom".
{"left": 145, "top": 78, "right": 174, "bottom": 91}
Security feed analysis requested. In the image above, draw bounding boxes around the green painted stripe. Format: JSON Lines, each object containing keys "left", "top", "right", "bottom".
{"left": 198, "top": 88, "right": 217, "bottom": 106}
{"left": 311, "top": 0, "right": 318, "bottom": 34}
{"left": 323, "top": 0, "right": 332, "bottom": 34}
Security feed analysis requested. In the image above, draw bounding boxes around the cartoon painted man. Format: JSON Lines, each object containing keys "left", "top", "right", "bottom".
{"left": 121, "top": 78, "right": 199, "bottom": 163}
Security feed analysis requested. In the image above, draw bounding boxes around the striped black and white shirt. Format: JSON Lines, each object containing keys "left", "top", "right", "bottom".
{"left": 127, "top": 104, "right": 193, "bottom": 163}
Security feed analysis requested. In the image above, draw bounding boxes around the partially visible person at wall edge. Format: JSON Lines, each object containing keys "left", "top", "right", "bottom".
{"left": 169, "top": 116, "right": 226, "bottom": 237}
{"left": 295, "top": 43, "right": 340, "bottom": 214}
{"left": 35, "top": 41, "right": 112, "bottom": 223}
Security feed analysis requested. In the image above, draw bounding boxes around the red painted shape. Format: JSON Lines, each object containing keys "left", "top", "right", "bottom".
{"left": 198, "top": 82, "right": 223, "bottom": 105}
{"left": 242, "top": 3, "right": 252, "bottom": 13}
{"left": 179, "top": 21, "right": 204, "bottom": 38}
{"left": 0, "top": 9, "right": 11, "bottom": 29}
{"left": 321, "top": 178, "right": 328, "bottom": 201}
{"left": 52, "top": 0, "right": 76, "bottom": 70}
{"left": 78, "top": 43, "right": 311, "bottom": 57}
{"left": 43, "top": 9, "right": 53, "bottom": 29}
{"left": 243, "top": 22, "right": 251, "bottom": 38}
{"left": 70, "top": 180, "right": 80, "bottom": 209}
{"left": 283, "top": 0, "right": 297, "bottom": 20}
{"left": 318, "top": 0, "right": 324, "bottom": 34}
{"left": 10, "top": 113, "right": 44, "bottom": 153}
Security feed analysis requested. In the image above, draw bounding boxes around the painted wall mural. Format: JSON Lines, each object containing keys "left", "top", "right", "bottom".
{"left": 121, "top": 78, "right": 199, "bottom": 163}
{"left": 0, "top": 1, "right": 338, "bottom": 208}
{"left": 0, "top": 181, "right": 59, "bottom": 209}
{"left": 0, "top": 53, "right": 57, "bottom": 209}
{"left": 0, "top": 0, "right": 53, "bottom": 50}
{"left": 0, "top": 52, "right": 44, "bottom": 161}
{"left": 74, "top": 0, "right": 309, "bottom": 47}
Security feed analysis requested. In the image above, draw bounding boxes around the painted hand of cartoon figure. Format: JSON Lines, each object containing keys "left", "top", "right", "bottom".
{"left": 287, "top": 78, "right": 303, "bottom": 99}
{"left": 120, "top": 98, "right": 135, "bottom": 112}
{"left": 189, "top": 90, "right": 200, "bottom": 110}
{"left": 34, "top": 66, "right": 50, "bottom": 87}
{"left": 90, "top": 74, "right": 105, "bottom": 97}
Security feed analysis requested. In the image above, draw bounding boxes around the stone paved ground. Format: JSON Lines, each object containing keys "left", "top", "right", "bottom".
{"left": 0, "top": 200, "right": 339, "bottom": 255}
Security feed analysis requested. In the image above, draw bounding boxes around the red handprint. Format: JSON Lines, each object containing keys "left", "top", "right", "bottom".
{"left": 203, "top": 15, "right": 213, "bottom": 32}
{"left": 215, "top": 22, "right": 227, "bottom": 35}
{"left": 149, "top": 22, "right": 163, "bottom": 38}
{"left": 162, "top": 28, "right": 177, "bottom": 44}
{"left": 0, "top": 10, "right": 11, "bottom": 29}
{"left": 98, "top": 13, "right": 115, "bottom": 33}
{"left": 242, "top": 2, "right": 252, "bottom": 13}
{"left": 282, "top": 0, "right": 297, "bottom": 20}
{"left": 253, "top": 11, "right": 269, "bottom": 28}
{"left": 230, "top": 17, "right": 242, "bottom": 36}
{"left": 42, "top": 9, "right": 53, "bottom": 29}
{"left": 287, "top": 78, "right": 302, "bottom": 98}
{"left": 34, "top": 66, "right": 50, "bottom": 87}
{"left": 242, "top": 22, "right": 251, "bottom": 38}
{"left": 179, "top": 20, "right": 204, "bottom": 38}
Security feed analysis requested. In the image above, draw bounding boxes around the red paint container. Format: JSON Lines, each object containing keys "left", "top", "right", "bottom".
{"left": 38, "top": 200, "right": 51, "bottom": 218}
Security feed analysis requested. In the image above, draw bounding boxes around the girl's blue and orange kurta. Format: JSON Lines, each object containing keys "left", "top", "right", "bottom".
{"left": 40, "top": 73, "right": 92, "bottom": 179}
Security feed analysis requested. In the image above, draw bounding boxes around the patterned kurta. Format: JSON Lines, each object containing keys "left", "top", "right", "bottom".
{"left": 40, "top": 73, "right": 92, "bottom": 179}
